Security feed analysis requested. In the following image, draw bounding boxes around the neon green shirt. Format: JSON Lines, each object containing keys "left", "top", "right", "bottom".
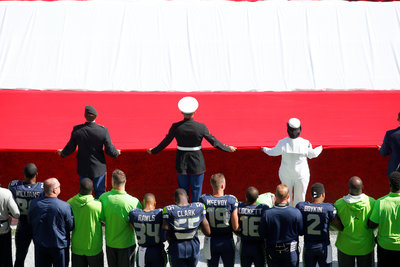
{"left": 256, "top": 192, "right": 274, "bottom": 208}
{"left": 99, "top": 189, "right": 142, "bottom": 249}
{"left": 334, "top": 194, "right": 375, "bottom": 255}
{"left": 67, "top": 194, "right": 102, "bottom": 256}
{"left": 370, "top": 192, "right": 400, "bottom": 251}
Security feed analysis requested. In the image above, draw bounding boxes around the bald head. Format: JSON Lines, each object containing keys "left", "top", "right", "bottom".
{"left": 275, "top": 184, "right": 290, "bottom": 204}
{"left": 246, "top": 186, "right": 259, "bottom": 205}
{"left": 44, "top": 178, "right": 60, "bottom": 197}
{"left": 174, "top": 188, "right": 189, "bottom": 205}
{"left": 349, "top": 176, "right": 363, "bottom": 196}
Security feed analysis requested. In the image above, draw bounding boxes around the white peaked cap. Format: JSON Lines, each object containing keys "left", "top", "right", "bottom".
{"left": 288, "top": 118, "right": 301, "bottom": 128}
{"left": 178, "top": 96, "right": 199, "bottom": 114}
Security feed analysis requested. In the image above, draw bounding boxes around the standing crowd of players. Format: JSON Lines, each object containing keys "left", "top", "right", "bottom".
{"left": 2, "top": 163, "right": 400, "bottom": 267}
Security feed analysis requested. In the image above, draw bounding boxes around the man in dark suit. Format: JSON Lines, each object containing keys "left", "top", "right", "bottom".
{"left": 147, "top": 97, "right": 236, "bottom": 202}
{"left": 57, "top": 105, "right": 121, "bottom": 198}
{"left": 379, "top": 112, "right": 400, "bottom": 177}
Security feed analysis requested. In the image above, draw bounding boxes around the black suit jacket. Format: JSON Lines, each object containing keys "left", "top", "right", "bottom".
{"left": 151, "top": 118, "right": 231, "bottom": 174}
{"left": 61, "top": 121, "right": 119, "bottom": 177}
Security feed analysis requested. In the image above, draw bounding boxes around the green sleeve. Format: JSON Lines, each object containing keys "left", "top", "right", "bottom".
{"left": 369, "top": 199, "right": 380, "bottom": 224}
{"left": 136, "top": 201, "right": 143, "bottom": 209}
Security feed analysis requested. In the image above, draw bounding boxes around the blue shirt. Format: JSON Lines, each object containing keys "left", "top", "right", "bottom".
{"left": 259, "top": 205, "right": 303, "bottom": 246}
{"left": 238, "top": 203, "right": 270, "bottom": 242}
{"left": 8, "top": 180, "right": 44, "bottom": 223}
{"left": 199, "top": 194, "right": 238, "bottom": 237}
{"left": 163, "top": 202, "right": 206, "bottom": 258}
{"left": 380, "top": 126, "right": 400, "bottom": 176}
{"left": 28, "top": 196, "right": 74, "bottom": 249}
{"left": 129, "top": 208, "right": 164, "bottom": 247}
{"left": 296, "top": 202, "right": 336, "bottom": 249}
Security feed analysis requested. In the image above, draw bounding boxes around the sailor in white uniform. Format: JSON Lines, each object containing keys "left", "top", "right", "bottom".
{"left": 261, "top": 118, "right": 322, "bottom": 206}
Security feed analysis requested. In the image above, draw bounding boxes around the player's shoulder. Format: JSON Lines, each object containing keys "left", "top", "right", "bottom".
{"left": 8, "top": 180, "right": 22, "bottom": 188}
{"left": 295, "top": 201, "right": 310, "bottom": 211}
{"left": 199, "top": 194, "right": 211, "bottom": 203}
{"left": 190, "top": 202, "right": 206, "bottom": 210}
{"left": 225, "top": 194, "right": 238, "bottom": 202}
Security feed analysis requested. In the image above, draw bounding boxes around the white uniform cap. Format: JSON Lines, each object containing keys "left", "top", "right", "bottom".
{"left": 288, "top": 118, "right": 301, "bottom": 128}
{"left": 178, "top": 97, "right": 199, "bottom": 114}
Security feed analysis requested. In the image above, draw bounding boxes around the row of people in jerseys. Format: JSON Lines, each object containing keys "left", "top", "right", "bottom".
{"left": 2, "top": 165, "right": 400, "bottom": 267}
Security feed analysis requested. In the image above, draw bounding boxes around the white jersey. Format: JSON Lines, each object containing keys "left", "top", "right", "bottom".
{"left": 262, "top": 137, "right": 322, "bottom": 179}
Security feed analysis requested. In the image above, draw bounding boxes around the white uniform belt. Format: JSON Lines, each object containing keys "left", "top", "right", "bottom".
{"left": 177, "top": 146, "right": 201, "bottom": 151}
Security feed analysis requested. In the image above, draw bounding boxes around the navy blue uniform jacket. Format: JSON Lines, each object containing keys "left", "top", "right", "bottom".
{"left": 380, "top": 126, "right": 400, "bottom": 177}
{"left": 61, "top": 121, "right": 119, "bottom": 178}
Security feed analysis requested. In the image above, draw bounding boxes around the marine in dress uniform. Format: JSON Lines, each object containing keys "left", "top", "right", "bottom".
{"left": 162, "top": 188, "right": 211, "bottom": 267}
{"left": 379, "top": 112, "right": 400, "bottom": 177}
{"left": 57, "top": 105, "right": 121, "bottom": 199}
{"left": 129, "top": 193, "right": 167, "bottom": 267}
{"left": 8, "top": 163, "right": 44, "bottom": 267}
{"left": 261, "top": 118, "right": 322, "bottom": 207}
{"left": 148, "top": 97, "right": 236, "bottom": 202}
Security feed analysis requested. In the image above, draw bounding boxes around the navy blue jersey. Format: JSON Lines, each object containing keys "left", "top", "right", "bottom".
{"left": 296, "top": 202, "right": 336, "bottom": 249}
{"left": 163, "top": 202, "right": 205, "bottom": 259}
{"left": 199, "top": 194, "right": 238, "bottom": 237}
{"left": 9, "top": 180, "right": 44, "bottom": 221}
{"left": 129, "top": 208, "right": 164, "bottom": 247}
{"left": 163, "top": 202, "right": 206, "bottom": 242}
{"left": 259, "top": 206, "right": 303, "bottom": 246}
{"left": 238, "top": 203, "right": 270, "bottom": 242}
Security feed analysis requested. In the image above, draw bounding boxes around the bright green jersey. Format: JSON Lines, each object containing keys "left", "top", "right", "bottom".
{"left": 256, "top": 192, "right": 274, "bottom": 208}
{"left": 370, "top": 192, "right": 400, "bottom": 251}
{"left": 99, "top": 189, "right": 142, "bottom": 249}
{"left": 67, "top": 194, "right": 103, "bottom": 256}
{"left": 334, "top": 194, "right": 375, "bottom": 255}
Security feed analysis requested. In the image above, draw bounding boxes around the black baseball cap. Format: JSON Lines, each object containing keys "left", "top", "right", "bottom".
{"left": 311, "top": 183, "right": 325, "bottom": 198}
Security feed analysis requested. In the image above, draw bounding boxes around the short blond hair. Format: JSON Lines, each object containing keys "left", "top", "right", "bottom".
{"left": 112, "top": 169, "right": 126, "bottom": 186}
{"left": 210, "top": 173, "right": 226, "bottom": 189}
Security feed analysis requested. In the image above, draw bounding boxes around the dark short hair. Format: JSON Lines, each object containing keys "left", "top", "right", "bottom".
{"left": 246, "top": 186, "right": 259, "bottom": 204}
{"left": 389, "top": 171, "right": 400, "bottom": 192}
{"left": 287, "top": 124, "right": 301, "bottom": 139}
{"left": 24, "top": 163, "right": 37, "bottom": 179}
{"left": 112, "top": 169, "right": 126, "bottom": 186}
{"left": 174, "top": 188, "right": 187, "bottom": 203}
{"left": 80, "top": 178, "right": 93, "bottom": 195}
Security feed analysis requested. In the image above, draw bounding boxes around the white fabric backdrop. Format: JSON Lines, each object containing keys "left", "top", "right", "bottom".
{"left": 0, "top": 1, "right": 399, "bottom": 91}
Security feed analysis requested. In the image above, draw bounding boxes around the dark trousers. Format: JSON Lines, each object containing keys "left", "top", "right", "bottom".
{"left": 72, "top": 252, "right": 104, "bottom": 267}
{"left": 14, "top": 222, "right": 33, "bottom": 267}
{"left": 303, "top": 246, "right": 331, "bottom": 267}
{"left": 80, "top": 174, "right": 106, "bottom": 199}
{"left": 337, "top": 249, "right": 374, "bottom": 267}
{"left": 208, "top": 236, "right": 235, "bottom": 267}
{"left": 240, "top": 240, "right": 266, "bottom": 267}
{"left": 265, "top": 244, "right": 299, "bottom": 267}
{"left": 105, "top": 245, "right": 136, "bottom": 267}
{"left": 34, "top": 245, "right": 69, "bottom": 267}
{"left": 177, "top": 173, "right": 204, "bottom": 202}
{"left": 168, "top": 256, "right": 198, "bottom": 267}
{"left": 0, "top": 231, "right": 12, "bottom": 267}
{"left": 136, "top": 246, "right": 167, "bottom": 267}
{"left": 377, "top": 244, "right": 400, "bottom": 267}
